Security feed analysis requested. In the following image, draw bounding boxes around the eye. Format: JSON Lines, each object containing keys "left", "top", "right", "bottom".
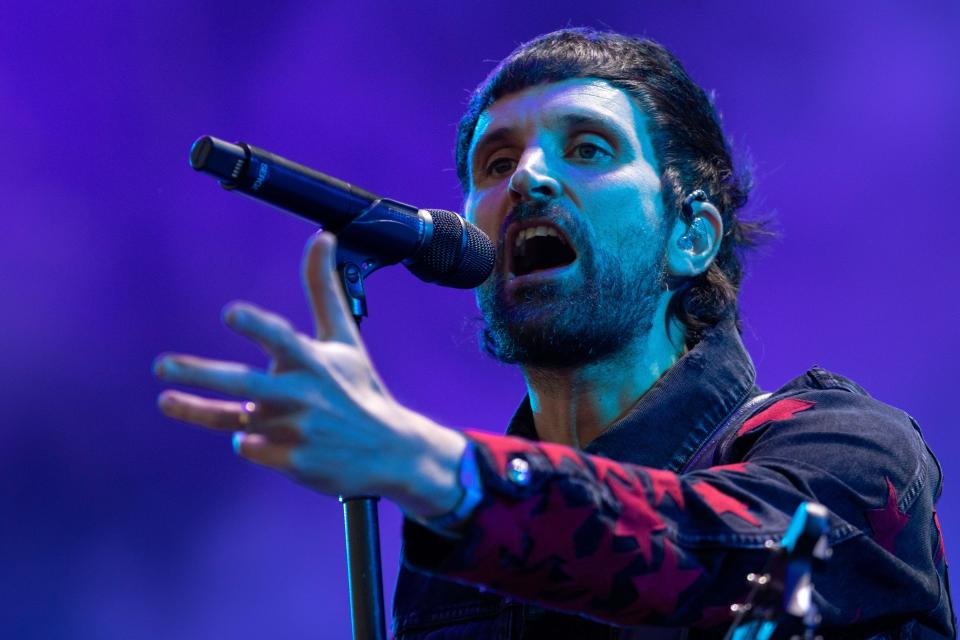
{"left": 573, "top": 143, "right": 605, "bottom": 159}
{"left": 567, "top": 135, "right": 614, "bottom": 163}
{"left": 486, "top": 155, "right": 516, "bottom": 177}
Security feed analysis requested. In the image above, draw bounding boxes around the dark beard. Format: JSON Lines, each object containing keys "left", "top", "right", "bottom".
{"left": 476, "top": 203, "right": 665, "bottom": 369}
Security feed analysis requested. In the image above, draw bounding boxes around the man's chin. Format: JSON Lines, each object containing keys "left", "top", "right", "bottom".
{"left": 476, "top": 247, "right": 663, "bottom": 368}
{"left": 477, "top": 277, "right": 559, "bottom": 323}
{"left": 488, "top": 290, "right": 573, "bottom": 327}
{"left": 480, "top": 303, "right": 614, "bottom": 368}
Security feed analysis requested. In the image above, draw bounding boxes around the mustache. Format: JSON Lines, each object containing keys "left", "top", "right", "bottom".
{"left": 500, "top": 201, "right": 570, "bottom": 234}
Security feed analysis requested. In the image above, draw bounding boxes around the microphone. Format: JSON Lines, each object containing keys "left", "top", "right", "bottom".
{"left": 189, "top": 135, "right": 494, "bottom": 288}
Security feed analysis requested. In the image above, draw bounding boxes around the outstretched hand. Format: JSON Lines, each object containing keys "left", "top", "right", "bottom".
{"left": 154, "top": 232, "right": 466, "bottom": 516}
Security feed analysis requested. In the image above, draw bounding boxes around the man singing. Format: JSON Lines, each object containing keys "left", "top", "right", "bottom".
{"left": 154, "top": 29, "right": 955, "bottom": 638}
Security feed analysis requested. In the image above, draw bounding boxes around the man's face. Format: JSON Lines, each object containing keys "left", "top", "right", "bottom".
{"left": 465, "top": 78, "right": 669, "bottom": 368}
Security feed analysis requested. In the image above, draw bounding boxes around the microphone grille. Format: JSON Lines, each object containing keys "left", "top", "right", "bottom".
{"left": 422, "top": 209, "right": 461, "bottom": 274}
{"left": 455, "top": 218, "right": 496, "bottom": 287}
{"left": 417, "top": 209, "right": 494, "bottom": 288}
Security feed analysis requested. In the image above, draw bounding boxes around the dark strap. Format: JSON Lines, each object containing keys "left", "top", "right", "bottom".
{"left": 682, "top": 393, "right": 772, "bottom": 473}
{"left": 616, "top": 393, "right": 772, "bottom": 640}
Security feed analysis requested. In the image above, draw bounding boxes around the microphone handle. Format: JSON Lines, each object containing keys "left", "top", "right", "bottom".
{"left": 190, "top": 135, "right": 377, "bottom": 233}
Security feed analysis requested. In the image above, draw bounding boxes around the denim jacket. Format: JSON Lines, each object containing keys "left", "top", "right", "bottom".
{"left": 393, "top": 321, "right": 955, "bottom": 638}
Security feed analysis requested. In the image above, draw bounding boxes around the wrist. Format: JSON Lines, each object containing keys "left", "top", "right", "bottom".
{"left": 412, "top": 439, "right": 483, "bottom": 534}
{"left": 382, "top": 410, "right": 468, "bottom": 518}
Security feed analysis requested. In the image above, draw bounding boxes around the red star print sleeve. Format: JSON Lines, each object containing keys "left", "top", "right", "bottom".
{"left": 401, "top": 390, "right": 951, "bottom": 634}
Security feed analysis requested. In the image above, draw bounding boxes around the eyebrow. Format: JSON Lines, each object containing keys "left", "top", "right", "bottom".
{"left": 470, "top": 127, "right": 514, "bottom": 165}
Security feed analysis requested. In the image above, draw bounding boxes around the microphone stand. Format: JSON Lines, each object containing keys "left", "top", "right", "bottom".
{"left": 336, "top": 247, "right": 387, "bottom": 640}
{"left": 187, "top": 135, "right": 487, "bottom": 639}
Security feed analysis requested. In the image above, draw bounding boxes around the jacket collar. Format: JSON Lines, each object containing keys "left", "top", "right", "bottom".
{"left": 505, "top": 318, "right": 757, "bottom": 471}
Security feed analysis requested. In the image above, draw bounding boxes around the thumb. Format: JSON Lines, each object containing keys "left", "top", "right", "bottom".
{"left": 302, "top": 232, "right": 361, "bottom": 344}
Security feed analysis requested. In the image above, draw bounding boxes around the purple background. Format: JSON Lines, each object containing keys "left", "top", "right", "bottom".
{"left": 2, "top": 2, "right": 958, "bottom": 637}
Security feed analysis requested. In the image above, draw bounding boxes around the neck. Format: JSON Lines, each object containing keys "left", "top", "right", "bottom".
{"left": 522, "top": 292, "right": 685, "bottom": 448}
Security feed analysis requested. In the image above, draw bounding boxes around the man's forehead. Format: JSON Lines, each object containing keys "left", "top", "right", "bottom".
{"left": 469, "top": 78, "right": 644, "bottom": 153}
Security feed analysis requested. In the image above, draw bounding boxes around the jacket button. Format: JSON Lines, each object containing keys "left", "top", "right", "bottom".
{"left": 507, "top": 457, "right": 531, "bottom": 486}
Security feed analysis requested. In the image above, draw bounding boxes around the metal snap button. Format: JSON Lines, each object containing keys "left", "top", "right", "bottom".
{"left": 507, "top": 457, "right": 531, "bottom": 486}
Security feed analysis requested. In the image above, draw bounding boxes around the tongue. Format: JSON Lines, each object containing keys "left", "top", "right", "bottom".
{"left": 513, "top": 235, "right": 577, "bottom": 276}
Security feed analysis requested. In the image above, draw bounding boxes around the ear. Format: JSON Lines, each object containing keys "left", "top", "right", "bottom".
{"left": 666, "top": 200, "right": 724, "bottom": 278}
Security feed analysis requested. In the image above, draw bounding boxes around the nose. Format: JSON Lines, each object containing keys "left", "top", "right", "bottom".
{"left": 508, "top": 148, "right": 560, "bottom": 203}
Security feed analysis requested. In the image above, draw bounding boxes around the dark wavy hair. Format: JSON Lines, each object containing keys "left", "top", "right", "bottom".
{"left": 456, "top": 29, "right": 768, "bottom": 348}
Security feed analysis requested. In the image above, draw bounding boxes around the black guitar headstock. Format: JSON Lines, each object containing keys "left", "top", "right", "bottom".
{"left": 724, "top": 502, "right": 831, "bottom": 640}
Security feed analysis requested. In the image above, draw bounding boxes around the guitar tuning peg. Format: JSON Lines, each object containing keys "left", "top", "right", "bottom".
{"left": 746, "top": 572, "right": 770, "bottom": 585}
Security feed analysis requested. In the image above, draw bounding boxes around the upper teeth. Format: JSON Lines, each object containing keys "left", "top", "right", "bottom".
{"left": 514, "top": 225, "right": 559, "bottom": 248}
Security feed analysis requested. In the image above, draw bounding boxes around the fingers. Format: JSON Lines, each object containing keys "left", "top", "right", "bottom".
{"left": 303, "top": 232, "right": 362, "bottom": 345}
{"left": 233, "top": 432, "right": 293, "bottom": 469}
{"left": 158, "top": 395, "right": 297, "bottom": 475}
{"left": 158, "top": 389, "right": 253, "bottom": 430}
{"left": 222, "top": 302, "right": 312, "bottom": 369}
{"left": 159, "top": 388, "right": 305, "bottom": 445}
{"left": 154, "top": 353, "right": 284, "bottom": 401}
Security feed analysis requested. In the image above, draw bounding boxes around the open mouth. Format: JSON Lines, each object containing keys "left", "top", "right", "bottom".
{"left": 509, "top": 223, "right": 577, "bottom": 277}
